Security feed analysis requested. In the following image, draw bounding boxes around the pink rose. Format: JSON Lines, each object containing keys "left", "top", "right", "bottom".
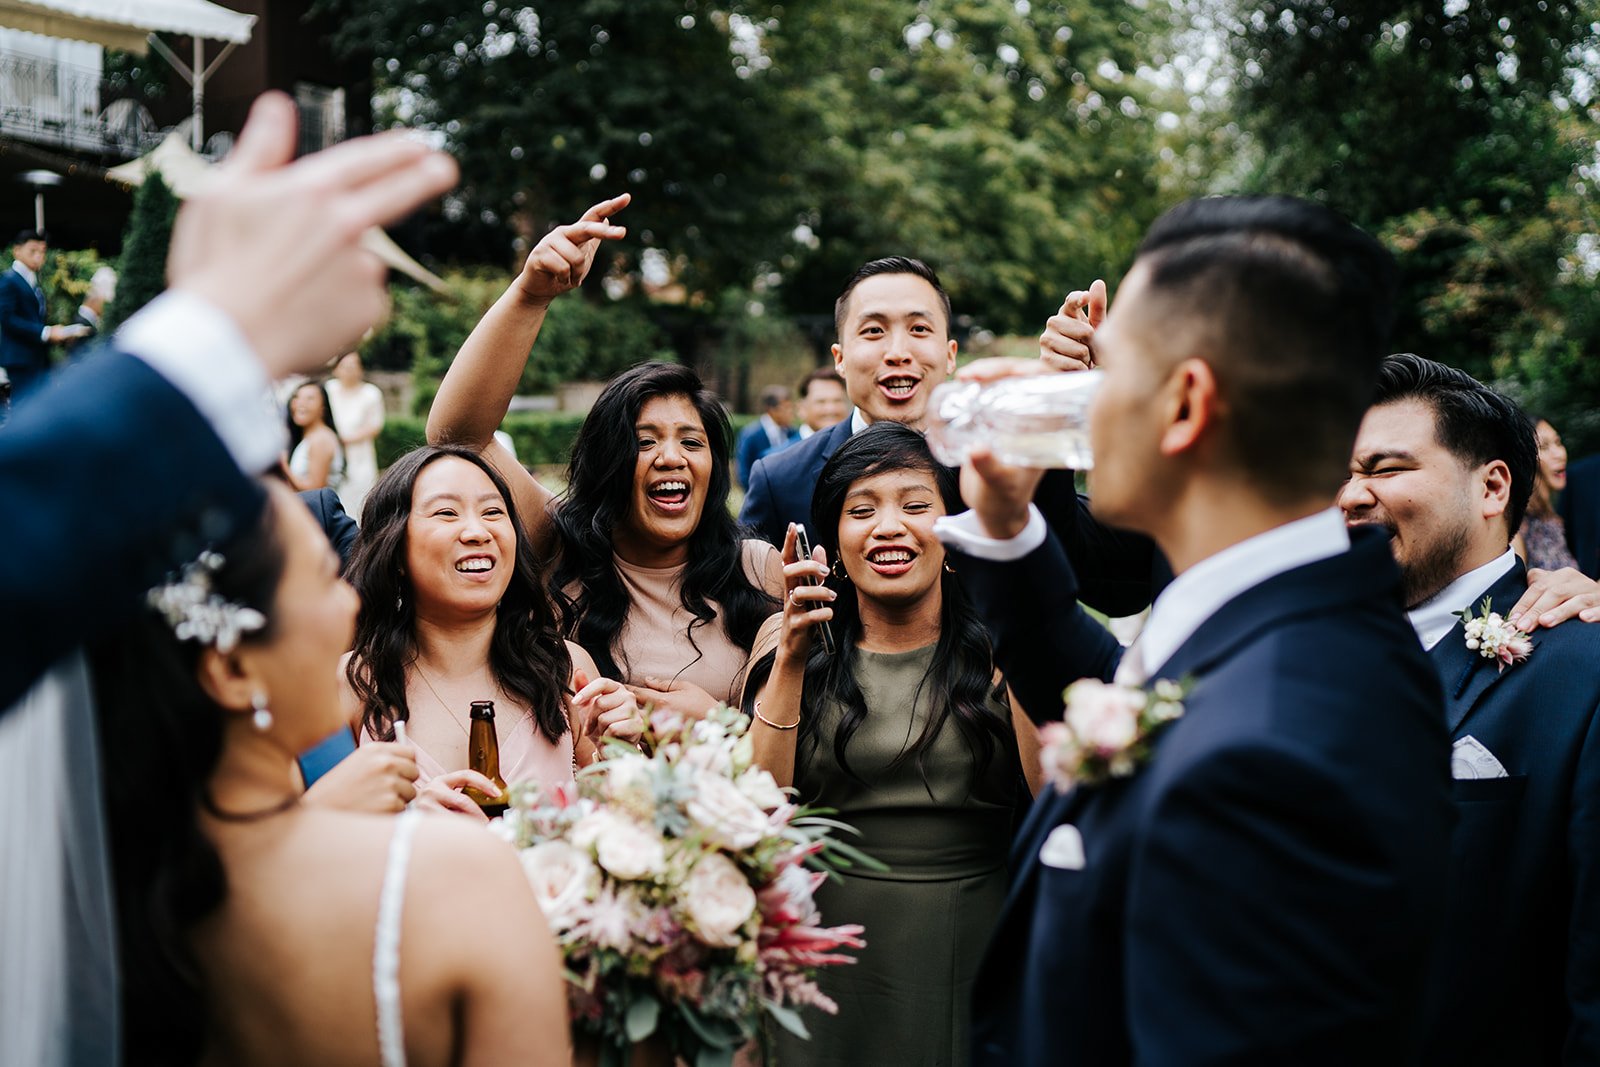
{"left": 1064, "top": 680, "right": 1141, "bottom": 754}
{"left": 686, "top": 772, "right": 771, "bottom": 849}
{"left": 519, "top": 841, "right": 599, "bottom": 931}
{"left": 681, "top": 852, "right": 758, "bottom": 947}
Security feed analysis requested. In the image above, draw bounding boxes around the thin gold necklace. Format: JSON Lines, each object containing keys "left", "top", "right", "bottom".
{"left": 411, "top": 661, "right": 475, "bottom": 737}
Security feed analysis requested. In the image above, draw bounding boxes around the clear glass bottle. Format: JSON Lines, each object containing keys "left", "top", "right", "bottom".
{"left": 925, "top": 370, "right": 1102, "bottom": 470}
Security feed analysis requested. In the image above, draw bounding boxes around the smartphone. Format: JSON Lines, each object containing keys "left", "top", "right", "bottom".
{"left": 791, "top": 523, "right": 837, "bottom": 655}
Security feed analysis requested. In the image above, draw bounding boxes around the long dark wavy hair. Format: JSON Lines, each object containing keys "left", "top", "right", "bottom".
{"left": 550, "top": 361, "right": 778, "bottom": 683}
{"left": 742, "top": 422, "right": 1011, "bottom": 785}
{"left": 285, "top": 379, "right": 344, "bottom": 468}
{"left": 345, "top": 445, "right": 573, "bottom": 743}
{"left": 87, "top": 491, "right": 287, "bottom": 1065}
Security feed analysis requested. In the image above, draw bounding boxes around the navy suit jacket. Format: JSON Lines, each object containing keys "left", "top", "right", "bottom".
{"left": 735, "top": 418, "right": 800, "bottom": 488}
{"left": 1421, "top": 562, "right": 1600, "bottom": 1065}
{"left": 1559, "top": 455, "right": 1600, "bottom": 579}
{"left": 955, "top": 527, "right": 1453, "bottom": 1065}
{"left": 0, "top": 346, "right": 262, "bottom": 710}
{"left": 298, "top": 487, "right": 359, "bottom": 572}
{"left": 0, "top": 267, "right": 50, "bottom": 388}
{"left": 738, "top": 417, "right": 1160, "bottom": 616}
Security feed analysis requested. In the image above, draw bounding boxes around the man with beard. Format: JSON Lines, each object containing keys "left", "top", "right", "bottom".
{"left": 1339, "top": 353, "right": 1600, "bottom": 1064}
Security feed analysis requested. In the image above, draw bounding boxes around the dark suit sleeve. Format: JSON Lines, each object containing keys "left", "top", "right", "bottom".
{"left": 0, "top": 275, "right": 39, "bottom": 354}
{"left": 950, "top": 528, "right": 1123, "bottom": 724}
{"left": 1567, "top": 703, "right": 1600, "bottom": 1058}
{"left": 1034, "top": 469, "right": 1161, "bottom": 617}
{"left": 300, "top": 488, "right": 359, "bottom": 573}
{"left": 0, "top": 348, "right": 263, "bottom": 709}
{"left": 1126, "top": 743, "right": 1417, "bottom": 1062}
{"left": 735, "top": 426, "right": 759, "bottom": 489}
{"left": 739, "top": 454, "right": 783, "bottom": 546}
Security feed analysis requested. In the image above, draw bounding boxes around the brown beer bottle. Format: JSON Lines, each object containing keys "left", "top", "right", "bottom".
{"left": 464, "top": 700, "right": 511, "bottom": 817}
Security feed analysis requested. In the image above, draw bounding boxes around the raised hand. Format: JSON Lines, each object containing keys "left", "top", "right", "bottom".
{"left": 515, "top": 193, "right": 630, "bottom": 304}
{"left": 1039, "top": 279, "right": 1108, "bottom": 372}
{"left": 775, "top": 523, "right": 836, "bottom": 666}
{"left": 166, "top": 91, "right": 459, "bottom": 380}
{"left": 301, "top": 740, "right": 420, "bottom": 814}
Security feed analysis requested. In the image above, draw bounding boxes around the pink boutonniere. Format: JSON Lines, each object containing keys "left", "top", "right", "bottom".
{"left": 1457, "top": 597, "right": 1534, "bottom": 674}
{"left": 1038, "top": 678, "right": 1188, "bottom": 794}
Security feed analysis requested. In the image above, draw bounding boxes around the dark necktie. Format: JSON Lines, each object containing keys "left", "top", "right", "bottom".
{"left": 31, "top": 283, "right": 44, "bottom": 318}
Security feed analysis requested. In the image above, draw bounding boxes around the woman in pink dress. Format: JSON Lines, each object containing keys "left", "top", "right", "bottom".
{"left": 341, "top": 445, "right": 643, "bottom": 817}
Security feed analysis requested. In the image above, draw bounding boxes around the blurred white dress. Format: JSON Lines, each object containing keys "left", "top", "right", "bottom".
{"left": 327, "top": 379, "right": 384, "bottom": 516}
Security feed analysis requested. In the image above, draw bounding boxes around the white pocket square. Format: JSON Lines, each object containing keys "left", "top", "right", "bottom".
{"left": 1451, "top": 735, "right": 1509, "bottom": 780}
{"left": 1040, "top": 824, "right": 1086, "bottom": 870}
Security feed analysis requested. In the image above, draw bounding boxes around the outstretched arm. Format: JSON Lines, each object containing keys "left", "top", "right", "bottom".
{"left": 426, "top": 194, "right": 629, "bottom": 555}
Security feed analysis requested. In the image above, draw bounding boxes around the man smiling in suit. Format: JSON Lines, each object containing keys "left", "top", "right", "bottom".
{"left": 942, "top": 197, "right": 1454, "bottom": 1065}
{"left": 740, "top": 255, "right": 1157, "bottom": 616}
{"left": 1341, "top": 354, "right": 1600, "bottom": 1064}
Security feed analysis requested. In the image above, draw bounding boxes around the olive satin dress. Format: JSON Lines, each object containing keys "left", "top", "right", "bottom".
{"left": 773, "top": 645, "right": 1023, "bottom": 1067}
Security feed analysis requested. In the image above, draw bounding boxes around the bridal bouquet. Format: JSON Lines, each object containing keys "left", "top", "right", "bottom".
{"left": 497, "top": 705, "right": 874, "bottom": 1066}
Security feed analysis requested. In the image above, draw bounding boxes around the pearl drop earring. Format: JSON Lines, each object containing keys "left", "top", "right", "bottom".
{"left": 251, "top": 691, "right": 274, "bottom": 732}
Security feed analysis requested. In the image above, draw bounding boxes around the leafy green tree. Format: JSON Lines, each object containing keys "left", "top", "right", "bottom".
{"left": 1221, "top": 0, "right": 1600, "bottom": 447}
{"left": 106, "top": 173, "right": 177, "bottom": 332}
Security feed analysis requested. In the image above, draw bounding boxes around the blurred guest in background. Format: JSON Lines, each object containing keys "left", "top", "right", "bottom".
{"left": 326, "top": 351, "right": 385, "bottom": 515}
{"left": 1517, "top": 415, "right": 1581, "bottom": 571}
{"left": 1, "top": 230, "right": 87, "bottom": 397}
{"left": 285, "top": 379, "right": 345, "bottom": 493}
{"left": 736, "top": 383, "right": 800, "bottom": 487}
{"left": 71, "top": 266, "right": 117, "bottom": 344}
{"left": 796, "top": 366, "right": 849, "bottom": 439}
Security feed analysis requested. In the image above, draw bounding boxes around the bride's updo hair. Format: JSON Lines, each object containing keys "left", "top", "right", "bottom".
{"left": 88, "top": 490, "right": 287, "bottom": 1065}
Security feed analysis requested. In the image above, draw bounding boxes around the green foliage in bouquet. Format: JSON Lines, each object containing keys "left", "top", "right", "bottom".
{"left": 500, "top": 706, "right": 882, "bottom": 1067}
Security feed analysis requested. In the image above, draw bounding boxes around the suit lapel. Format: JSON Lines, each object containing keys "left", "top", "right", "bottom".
{"left": 1426, "top": 564, "right": 1532, "bottom": 734}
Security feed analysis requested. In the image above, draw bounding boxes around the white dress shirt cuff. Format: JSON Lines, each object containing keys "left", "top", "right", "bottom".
{"left": 934, "top": 504, "right": 1048, "bottom": 561}
{"left": 116, "top": 291, "right": 286, "bottom": 474}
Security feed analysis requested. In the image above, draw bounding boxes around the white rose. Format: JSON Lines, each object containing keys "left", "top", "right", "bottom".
{"left": 593, "top": 816, "right": 667, "bottom": 882}
{"left": 1066, "top": 682, "right": 1140, "bottom": 754}
{"left": 682, "top": 737, "right": 735, "bottom": 777}
{"left": 603, "top": 754, "right": 657, "bottom": 819}
{"left": 682, "top": 852, "right": 757, "bottom": 947}
{"left": 735, "top": 767, "right": 787, "bottom": 811}
{"left": 686, "top": 772, "right": 771, "bottom": 849}
{"left": 519, "top": 841, "right": 598, "bottom": 930}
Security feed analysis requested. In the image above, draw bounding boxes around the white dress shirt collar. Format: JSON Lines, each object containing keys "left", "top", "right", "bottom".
{"left": 11, "top": 261, "right": 37, "bottom": 287}
{"left": 851, "top": 407, "right": 870, "bottom": 436}
{"left": 759, "top": 413, "right": 787, "bottom": 450}
{"left": 1135, "top": 508, "right": 1352, "bottom": 679}
{"left": 1406, "top": 548, "right": 1518, "bottom": 651}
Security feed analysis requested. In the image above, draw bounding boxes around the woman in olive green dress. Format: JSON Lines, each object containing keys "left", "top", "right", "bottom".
{"left": 742, "top": 423, "right": 1042, "bottom": 1066}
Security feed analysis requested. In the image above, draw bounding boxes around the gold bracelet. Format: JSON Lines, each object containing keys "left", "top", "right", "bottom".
{"left": 752, "top": 700, "right": 799, "bottom": 731}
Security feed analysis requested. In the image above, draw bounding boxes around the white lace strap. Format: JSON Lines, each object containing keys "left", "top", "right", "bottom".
{"left": 374, "top": 809, "right": 422, "bottom": 1067}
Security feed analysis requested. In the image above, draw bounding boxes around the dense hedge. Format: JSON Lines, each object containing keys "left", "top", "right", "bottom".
{"left": 377, "top": 411, "right": 756, "bottom": 470}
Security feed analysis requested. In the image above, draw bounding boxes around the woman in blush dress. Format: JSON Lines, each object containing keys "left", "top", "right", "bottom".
{"left": 341, "top": 445, "right": 643, "bottom": 817}
{"left": 88, "top": 479, "right": 569, "bottom": 1067}
{"left": 425, "top": 194, "right": 781, "bottom": 718}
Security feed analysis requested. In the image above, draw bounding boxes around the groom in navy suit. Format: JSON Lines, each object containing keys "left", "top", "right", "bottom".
{"left": 939, "top": 197, "right": 1454, "bottom": 1064}
{"left": 1341, "top": 354, "right": 1600, "bottom": 1064}
{"left": 739, "top": 255, "right": 1157, "bottom": 617}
